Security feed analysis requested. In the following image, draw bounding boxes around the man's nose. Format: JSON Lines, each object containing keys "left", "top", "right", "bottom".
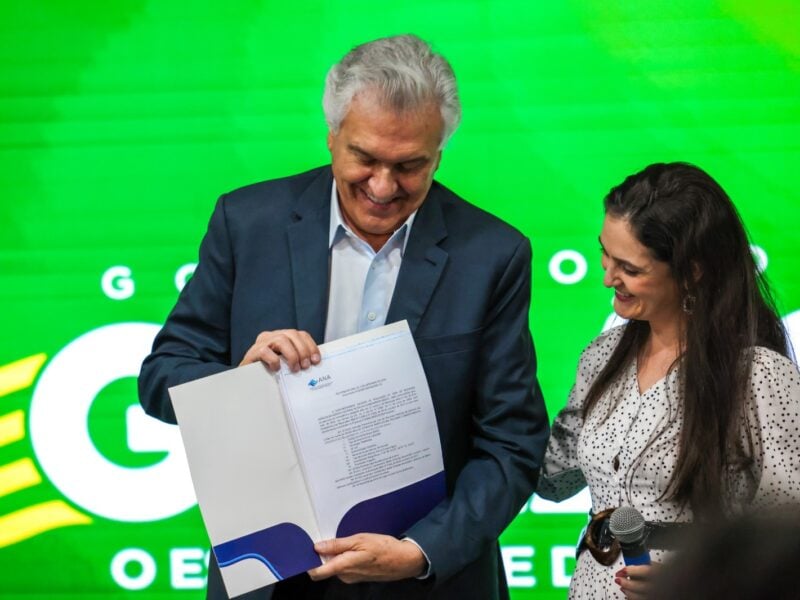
{"left": 368, "top": 167, "right": 398, "bottom": 200}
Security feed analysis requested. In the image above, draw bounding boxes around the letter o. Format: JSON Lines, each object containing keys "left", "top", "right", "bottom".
{"left": 548, "top": 250, "right": 588, "bottom": 285}
{"left": 111, "top": 548, "right": 156, "bottom": 590}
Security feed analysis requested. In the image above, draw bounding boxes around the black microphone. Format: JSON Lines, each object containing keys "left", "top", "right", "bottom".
{"left": 609, "top": 506, "right": 651, "bottom": 566}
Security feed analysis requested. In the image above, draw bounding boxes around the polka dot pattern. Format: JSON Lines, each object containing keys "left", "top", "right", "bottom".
{"left": 538, "top": 326, "right": 800, "bottom": 599}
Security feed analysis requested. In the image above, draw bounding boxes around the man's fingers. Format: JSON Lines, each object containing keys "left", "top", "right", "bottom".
{"left": 307, "top": 549, "right": 356, "bottom": 581}
{"left": 276, "top": 330, "right": 320, "bottom": 369}
{"left": 308, "top": 535, "right": 370, "bottom": 582}
{"left": 241, "top": 329, "right": 321, "bottom": 371}
{"left": 267, "top": 330, "right": 320, "bottom": 371}
{"left": 298, "top": 330, "right": 322, "bottom": 365}
{"left": 239, "top": 345, "right": 280, "bottom": 369}
{"left": 307, "top": 562, "right": 334, "bottom": 581}
{"left": 314, "top": 536, "right": 356, "bottom": 556}
{"left": 268, "top": 333, "right": 302, "bottom": 371}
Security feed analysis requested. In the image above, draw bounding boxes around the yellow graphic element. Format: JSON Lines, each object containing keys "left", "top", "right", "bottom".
{"left": 0, "top": 353, "right": 47, "bottom": 398}
{"left": 0, "top": 410, "right": 25, "bottom": 447}
{"left": 0, "top": 500, "right": 92, "bottom": 548}
{"left": 0, "top": 353, "right": 93, "bottom": 548}
{"left": 0, "top": 458, "right": 42, "bottom": 497}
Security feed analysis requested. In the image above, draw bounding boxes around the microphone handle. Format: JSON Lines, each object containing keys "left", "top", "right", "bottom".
{"left": 619, "top": 540, "right": 651, "bottom": 566}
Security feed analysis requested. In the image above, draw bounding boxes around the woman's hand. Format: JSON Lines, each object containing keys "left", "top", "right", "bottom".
{"left": 615, "top": 564, "right": 661, "bottom": 599}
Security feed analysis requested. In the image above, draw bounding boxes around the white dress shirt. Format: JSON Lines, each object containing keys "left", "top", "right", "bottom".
{"left": 324, "top": 181, "right": 415, "bottom": 343}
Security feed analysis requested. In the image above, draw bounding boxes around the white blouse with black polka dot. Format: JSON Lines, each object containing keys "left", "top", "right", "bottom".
{"left": 538, "top": 325, "right": 800, "bottom": 599}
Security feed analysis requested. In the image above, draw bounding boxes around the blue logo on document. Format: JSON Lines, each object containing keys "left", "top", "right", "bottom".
{"left": 307, "top": 375, "right": 332, "bottom": 389}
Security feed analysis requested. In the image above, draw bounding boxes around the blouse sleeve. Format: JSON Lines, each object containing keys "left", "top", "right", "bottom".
{"left": 741, "top": 347, "right": 800, "bottom": 509}
{"left": 537, "top": 327, "right": 623, "bottom": 502}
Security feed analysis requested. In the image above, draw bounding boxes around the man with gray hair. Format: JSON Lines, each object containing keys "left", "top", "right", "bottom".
{"left": 139, "top": 34, "right": 548, "bottom": 599}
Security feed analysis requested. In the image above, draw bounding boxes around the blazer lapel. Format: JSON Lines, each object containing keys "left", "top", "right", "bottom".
{"left": 287, "top": 168, "right": 333, "bottom": 343}
{"left": 386, "top": 187, "right": 449, "bottom": 333}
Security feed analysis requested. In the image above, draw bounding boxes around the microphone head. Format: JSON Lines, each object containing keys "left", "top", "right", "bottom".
{"left": 609, "top": 506, "right": 647, "bottom": 543}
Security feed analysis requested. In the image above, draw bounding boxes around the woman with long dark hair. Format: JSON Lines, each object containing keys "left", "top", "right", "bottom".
{"left": 538, "top": 162, "right": 800, "bottom": 599}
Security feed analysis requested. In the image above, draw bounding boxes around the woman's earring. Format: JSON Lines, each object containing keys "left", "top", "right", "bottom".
{"left": 682, "top": 294, "right": 696, "bottom": 314}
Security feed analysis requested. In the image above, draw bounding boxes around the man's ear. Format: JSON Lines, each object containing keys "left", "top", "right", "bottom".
{"left": 326, "top": 131, "right": 335, "bottom": 153}
{"left": 432, "top": 150, "right": 442, "bottom": 172}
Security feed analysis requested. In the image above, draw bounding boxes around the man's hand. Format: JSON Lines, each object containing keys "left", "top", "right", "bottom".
{"left": 240, "top": 329, "right": 320, "bottom": 372}
{"left": 308, "top": 534, "right": 427, "bottom": 584}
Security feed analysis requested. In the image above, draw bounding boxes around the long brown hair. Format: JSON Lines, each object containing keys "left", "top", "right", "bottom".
{"left": 583, "top": 162, "right": 789, "bottom": 515}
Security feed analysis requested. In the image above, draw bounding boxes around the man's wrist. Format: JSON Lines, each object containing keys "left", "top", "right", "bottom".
{"left": 401, "top": 537, "right": 432, "bottom": 579}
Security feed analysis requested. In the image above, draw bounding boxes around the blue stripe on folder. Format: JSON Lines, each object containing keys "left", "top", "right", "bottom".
{"left": 213, "top": 522, "right": 321, "bottom": 581}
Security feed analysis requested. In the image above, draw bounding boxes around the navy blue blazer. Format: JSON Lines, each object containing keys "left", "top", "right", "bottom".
{"left": 139, "top": 166, "right": 549, "bottom": 599}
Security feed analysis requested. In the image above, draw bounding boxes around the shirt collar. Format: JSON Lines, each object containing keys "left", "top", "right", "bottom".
{"left": 328, "top": 179, "right": 416, "bottom": 254}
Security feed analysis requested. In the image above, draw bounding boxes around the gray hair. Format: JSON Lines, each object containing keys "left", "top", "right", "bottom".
{"left": 323, "top": 34, "right": 461, "bottom": 149}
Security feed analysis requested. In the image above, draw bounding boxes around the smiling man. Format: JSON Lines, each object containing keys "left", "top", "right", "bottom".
{"left": 139, "top": 34, "right": 548, "bottom": 600}
{"left": 327, "top": 93, "right": 442, "bottom": 251}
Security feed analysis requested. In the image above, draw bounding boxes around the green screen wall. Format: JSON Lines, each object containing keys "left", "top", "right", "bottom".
{"left": 1, "top": 1, "right": 798, "bottom": 598}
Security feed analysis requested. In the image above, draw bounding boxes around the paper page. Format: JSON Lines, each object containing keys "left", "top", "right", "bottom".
{"left": 279, "top": 320, "right": 445, "bottom": 541}
{"left": 169, "top": 363, "right": 321, "bottom": 598}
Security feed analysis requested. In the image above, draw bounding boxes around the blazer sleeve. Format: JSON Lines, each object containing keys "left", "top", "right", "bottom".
{"left": 138, "top": 196, "right": 235, "bottom": 424}
{"left": 403, "top": 237, "right": 550, "bottom": 584}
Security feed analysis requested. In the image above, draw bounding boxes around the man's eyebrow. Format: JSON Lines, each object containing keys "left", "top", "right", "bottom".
{"left": 399, "top": 156, "right": 428, "bottom": 167}
{"left": 348, "top": 144, "right": 373, "bottom": 158}
{"left": 347, "top": 143, "right": 430, "bottom": 165}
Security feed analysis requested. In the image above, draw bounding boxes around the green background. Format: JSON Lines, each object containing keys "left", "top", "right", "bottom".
{"left": 1, "top": 1, "right": 798, "bottom": 597}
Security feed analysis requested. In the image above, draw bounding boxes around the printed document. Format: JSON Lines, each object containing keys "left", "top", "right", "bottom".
{"left": 169, "top": 320, "right": 445, "bottom": 598}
